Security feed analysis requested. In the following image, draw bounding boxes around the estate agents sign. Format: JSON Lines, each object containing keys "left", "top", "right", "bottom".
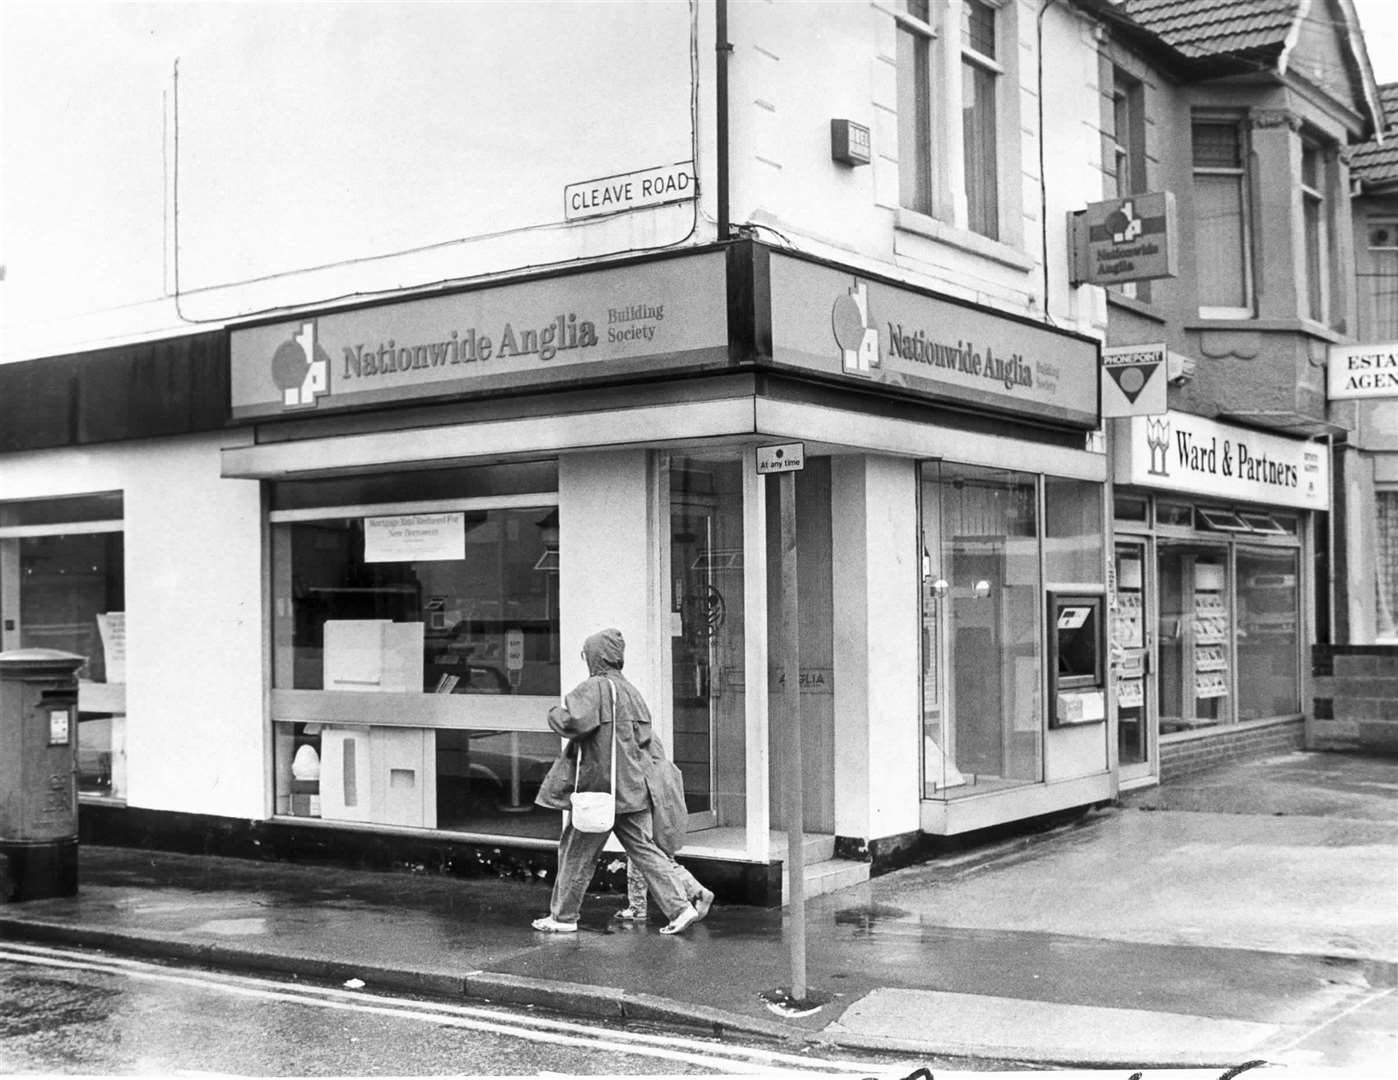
{"left": 768, "top": 253, "right": 1100, "bottom": 428}
{"left": 1327, "top": 342, "right": 1398, "bottom": 400}
{"left": 1114, "top": 411, "right": 1329, "bottom": 510}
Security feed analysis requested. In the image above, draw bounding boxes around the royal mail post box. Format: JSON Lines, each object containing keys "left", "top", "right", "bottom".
{"left": 0, "top": 648, "right": 85, "bottom": 901}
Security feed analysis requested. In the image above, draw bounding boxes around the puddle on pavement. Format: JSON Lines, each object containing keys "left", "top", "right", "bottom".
{"left": 187, "top": 918, "right": 269, "bottom": 936}
{"left": 833, "top": 902, "right": 912, "bottom": 931}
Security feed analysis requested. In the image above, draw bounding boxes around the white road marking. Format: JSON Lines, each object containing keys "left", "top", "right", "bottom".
{"left": 0, "top": 942, "right": 889, "bottom": 1076}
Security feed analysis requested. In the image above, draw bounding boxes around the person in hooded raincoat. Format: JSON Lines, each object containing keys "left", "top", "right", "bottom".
{"left": 532, "top": 628, "right": 703, "bottom": 935}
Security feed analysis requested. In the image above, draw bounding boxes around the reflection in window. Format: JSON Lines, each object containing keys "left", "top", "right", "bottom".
{"left": 7, "top": 530, "right": 126, "bottom": 799}
{"left": 1044, "top": 478, "right": 1104, "bottom": 585}
{"left": 270, "top": 501, "right": 562, "bottom": 838}
{"left": 671, "top": 453, "right": 747, "bottom": 830}
{"left": 921, "top": 463, "right": 1042, "bottom": 798}
{"left": 272, "top": 509, "right": 560, "bottom": 695}
{"left": 1380, "top": 493, "right": 1398, "bottom": 641}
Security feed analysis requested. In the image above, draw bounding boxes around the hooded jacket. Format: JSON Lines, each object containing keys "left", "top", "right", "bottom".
{"left": 534, "top": 629, "right": 655, "bottom": 814}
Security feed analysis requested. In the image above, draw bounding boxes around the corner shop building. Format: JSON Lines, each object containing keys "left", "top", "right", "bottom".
{"left": 0, "top": 242, "right": 1111, "bottom": 904}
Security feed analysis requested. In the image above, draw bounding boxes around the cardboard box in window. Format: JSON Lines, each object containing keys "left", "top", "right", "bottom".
{"left": 290, "top": 779, "right": 319, "bottom": 817}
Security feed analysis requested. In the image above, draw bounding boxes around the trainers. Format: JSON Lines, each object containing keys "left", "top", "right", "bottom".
{"left": 692, "top": 888, "right": 715, "bottom": 921}
{"left": 659, "top": 903, "right": 699, "bottom": 935}
{"left": 531, "top": 915, "right": 578, "bottom": 933}
{"left": 613, "top": 905, "right": 647, "bottom": 922}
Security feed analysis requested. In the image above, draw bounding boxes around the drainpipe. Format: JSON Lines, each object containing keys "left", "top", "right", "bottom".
{"left": 1037, "top": 0, "right": 1061, "bottom": 320}
{"left": 716, "top": 0, "right": 731, "bottom": 239}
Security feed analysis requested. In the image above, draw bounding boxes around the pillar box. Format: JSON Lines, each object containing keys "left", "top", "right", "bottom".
{"left": 0, "top": 648, "right": 85, "bottom": 901}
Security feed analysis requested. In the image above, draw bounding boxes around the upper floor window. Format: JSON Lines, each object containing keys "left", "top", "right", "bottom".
{"left": 1300, "top": 138, "right": 1330, "bottom": 325}
{"left": 961, "top": 0, "right": 1001, "bottom": 239}
{"left": 1108, "top": 68, "right": 1148, "bottom": 302}
{"left": 1361, "top": 219, "right": 1398, "bottom": 339}
{"left": 1192, "top": 117, "right": 1252, "bottom": 317}
{"left": 896, "top": 0, "right": 935, "bottom": 216}
{"left": 895, "top": 0, "right": 1016, "bottom": 246}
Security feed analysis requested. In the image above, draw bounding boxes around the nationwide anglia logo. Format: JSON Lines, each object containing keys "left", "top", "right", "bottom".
{"left": 831, "top": 280, "right": 879, "bottom": 375}
{"left": 271, "top": 321, "right": 330, "bottom": 408}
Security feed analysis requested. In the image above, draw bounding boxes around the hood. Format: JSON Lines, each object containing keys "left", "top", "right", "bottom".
{"left": 583, "top": 628, "right": 625, "bottom": 675}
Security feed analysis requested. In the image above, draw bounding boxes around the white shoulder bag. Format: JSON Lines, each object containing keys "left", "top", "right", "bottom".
{"left": 569, "top": 680, "right": 617, "bottom": 833}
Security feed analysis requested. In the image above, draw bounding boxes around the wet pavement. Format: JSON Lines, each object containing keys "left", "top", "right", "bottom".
{"left": 0, "top": 750, "right": 1395, "bottom": 1072}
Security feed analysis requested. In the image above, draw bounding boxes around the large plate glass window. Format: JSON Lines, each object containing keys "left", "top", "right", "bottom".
{"left": 268, "top": 462, "right": 561, "bottom": 838}
{"left": 920, "top": 463, "right": 1042, "bottom": 798}
{"left": 0, "top": 493, "right": 126, "bottom": 799}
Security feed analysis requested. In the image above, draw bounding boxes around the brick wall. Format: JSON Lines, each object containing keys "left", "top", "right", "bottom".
{"left": 1312, "top": 645, "right": 1398, "bottom": 752}
{"left": 1160, "top": 718, "right": 1306, "bottom": 781}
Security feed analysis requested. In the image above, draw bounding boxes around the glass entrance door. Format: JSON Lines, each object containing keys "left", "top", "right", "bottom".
{"left": 1157, "top": 543, "right": 1231, "bottom": 732}
{"left": 1112, "top": 539, "right": 1154, "bottom": 782}
{"left": 668, "top": 453, "right": 747, "bottom": 832}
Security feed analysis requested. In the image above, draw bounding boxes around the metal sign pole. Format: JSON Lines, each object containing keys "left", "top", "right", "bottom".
{"left": 779, "top": 468, "right": 806, "bottom": 1002}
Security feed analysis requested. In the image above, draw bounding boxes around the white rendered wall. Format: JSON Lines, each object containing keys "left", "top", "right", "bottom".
{"left": 831, "top": 456, "right": 922, "bottom": 842}
{"left": 2, "top": 4, "right": 709, "bottom": 363}
{"left": 0, "top": 434, "right": 265, "bottom": 817}
{"left": 556, "top": 451, "right": 661, "bottom": 715}
{"left": 725, "top": 0, "right": 1107, "bottom": 339}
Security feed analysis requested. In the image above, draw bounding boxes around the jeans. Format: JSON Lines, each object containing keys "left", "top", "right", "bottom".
{"left": 549, "top": 808, "right": 690, "bottom": 923}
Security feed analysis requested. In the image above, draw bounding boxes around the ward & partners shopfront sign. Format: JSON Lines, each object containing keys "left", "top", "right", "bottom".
{"left": 767, "top": 252, "right": 1100, "bottom": 427}
{"left": 1114, "top": 411, "right": 1329, "bottom": 510}
{"left": 229, "top": 250, "right": 729, "bottom": 419}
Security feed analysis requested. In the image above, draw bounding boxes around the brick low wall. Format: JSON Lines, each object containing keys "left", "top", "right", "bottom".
{"left": 1160, "top": 718, "right": 1305, "bottom": 781}
{"left": 1312, "top": 645, "right": 1398, "bottom": 753}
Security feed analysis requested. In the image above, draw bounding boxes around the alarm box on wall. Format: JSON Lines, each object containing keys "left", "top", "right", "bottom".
{"left": 1047, "top": 592, "right": 1106, "bottom": 728}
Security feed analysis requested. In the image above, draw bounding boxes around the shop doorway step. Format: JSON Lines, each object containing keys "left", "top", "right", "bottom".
{"left": 775, "top": 832, "right": 870, "bottom": 906}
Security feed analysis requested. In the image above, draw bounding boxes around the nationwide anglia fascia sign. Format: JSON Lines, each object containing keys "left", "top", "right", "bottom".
{"left": 229, "top": 250, "right": 729, "bottom": 418}
{"left": 767, "top": 253, "right": 1099, "bottom": 427}
{"left": 1115, "top": 411, "right": 1329, "bottom": 510}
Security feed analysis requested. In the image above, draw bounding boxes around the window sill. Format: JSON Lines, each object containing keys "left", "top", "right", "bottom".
{"left": 895, "top": 209, "right": 1035, "bottom": 272}
{"left": 1184, "top": 317, "right": 1345, "bottom": 341}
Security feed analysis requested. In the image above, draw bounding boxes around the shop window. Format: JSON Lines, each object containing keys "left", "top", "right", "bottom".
{"left": 1045, "top": 477, "right": 1104, "bottom": 585}
{"left": 1113, "top": 492, "right": 1148, "bottom": 524}
{"left": 269, "top": 465, "right": 561, "bottom": 838}
{"left": 1192, "top": 116, "right": 1253, "bottom": 317}
{"left": 1196, "top": 507, "right": 1250, "bottom": 533}
{"left": 1377, "top": 491, "right": 1398, "bottom": 641}
{"left": 1157, "top": 546, "right": 1230, "bottom": 732}
{"left": 920, "top": 463, "right": 1042, "bottom": 798}
{"left": 1237, "top": 548, "right": 1301, "bottom": 719}
{"left": 1156, "top": 501, "right": 1193, "bottom": 528}
{"left": 0, "top": 494, "right": 126, "bottom": 800}
{"left": 1237, "top": 511, "right": 1287, "bottom": 535}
